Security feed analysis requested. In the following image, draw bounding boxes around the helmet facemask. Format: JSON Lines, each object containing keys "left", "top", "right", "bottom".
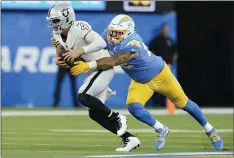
{"left": 47, "top": 18, "right": 63, "bottom": 35}
{"left": 107, "top": 27, "right": 127, "bottom": 45}
{"left": 107, "top": 15, "right": 135, "bottom": 45}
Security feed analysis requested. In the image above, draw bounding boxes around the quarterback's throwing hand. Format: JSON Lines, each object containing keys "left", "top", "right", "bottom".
{"left": 63, "top": 48, "right": 85, "bottom": 63}
{"left": 70, "top": 61, "right": 90, "bottom": 76}
{"left": 55, "top": 57, "right": 70, "bottom": 68}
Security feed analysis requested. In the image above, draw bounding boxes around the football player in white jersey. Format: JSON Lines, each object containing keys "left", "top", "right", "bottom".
{"left": 46, "top": 3, "right": 140, "bottom": 152}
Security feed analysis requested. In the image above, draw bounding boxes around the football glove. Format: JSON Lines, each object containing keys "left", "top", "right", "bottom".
{"left": 51, "top": 37, "right": 62, "bottom": 48}
{"left": 70, "top": 61, "right": 90, "bottom": 76}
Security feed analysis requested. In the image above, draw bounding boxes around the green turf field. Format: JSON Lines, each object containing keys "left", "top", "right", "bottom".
{"left": 2, "top": 110, "right": 233, "bottom": 157}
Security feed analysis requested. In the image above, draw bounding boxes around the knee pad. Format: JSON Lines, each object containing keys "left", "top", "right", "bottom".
{"left": 173, "top": 98, "right": 188, "bottom": 109}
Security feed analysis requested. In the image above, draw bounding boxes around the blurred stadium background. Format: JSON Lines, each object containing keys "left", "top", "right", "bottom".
{"left": 1, "top": 1, "right": 234, "bottom": 158}
{"left": 2, "top": 1, "right": 234, "bottom": 108}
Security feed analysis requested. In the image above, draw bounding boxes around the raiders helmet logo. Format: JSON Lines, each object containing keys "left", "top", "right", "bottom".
{"left": 61, "top": 8, "right": 70, "bottom": 17}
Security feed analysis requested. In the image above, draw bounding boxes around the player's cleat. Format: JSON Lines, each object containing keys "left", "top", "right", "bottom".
{"left": 116, "top": 136, "right": 140, "bottom": 152}
{"left": 155, "top": 125, "right": 169, "bottom": 150}
{"left": 206, "top": 128, "right": 223, "bottom": 150}
{"left": 116, "top": 114, "right": 128, "bottom": 136}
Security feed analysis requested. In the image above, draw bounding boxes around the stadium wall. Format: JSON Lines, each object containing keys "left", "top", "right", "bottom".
{"left": 1, "top": 11, "right": 177, "bottom": 108}
{"left": 176, "top": 2, "right": 234, "bottom": 106}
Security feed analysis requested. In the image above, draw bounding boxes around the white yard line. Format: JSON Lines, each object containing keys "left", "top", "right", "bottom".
{"left": 2, "top": 108, "right": 234, "bottom": 117}
{"left": 2, "top": 142, "right": 233, "bottom": 149}
{"left": 0, "top": 137, "right": 217, "bottom": 144}
{"left": 2, "top": 142, "right": 109, "bottom": 147}
{"left": 2, "top": 137, "right": 118, "bottom": 141}
{"left": 3, "top": 132, "right": 233, "bottom": 138}
{"left": 85, "top": 152, "right": 234, "bottom": 158}
{"left": 4, "top": 149, "right": 233, "bottom": 157}
{"left": 49, "top": 129, "right": 233, "bottom": 133}
{"left": 4, "top": 137, "right": 233, "bottom": 145}
{"left": 2, "top": 149, "right": 107, "bottom": 154}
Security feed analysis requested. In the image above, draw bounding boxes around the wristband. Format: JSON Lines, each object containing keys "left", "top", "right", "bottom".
{"left": 83, "top": 47, "right": 88, "bottom": 54}
{"left": 88, "top": 61, "right": 97, "bottom": 70}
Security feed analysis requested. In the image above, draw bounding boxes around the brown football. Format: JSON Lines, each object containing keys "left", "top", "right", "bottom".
{"left": 59, "top": 48, "right": 68, "bottom": 58}
{"left": 59, "top": 48, "right": 83, "bottom": 67}
{"left": 59, "top": 49, "right": 74, "bottom": 67}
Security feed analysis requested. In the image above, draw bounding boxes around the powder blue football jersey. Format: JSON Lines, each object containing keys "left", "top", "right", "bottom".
{"left": 102, "top": 29, "right": 164, "bottom": 83}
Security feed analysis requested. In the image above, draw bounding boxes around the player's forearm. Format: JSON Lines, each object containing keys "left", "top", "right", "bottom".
{"left": 88, "top": 52, "right": 138, "bottom": 70}
{"left": 83, "top": 31, "right": 107, "bottom": 54}
{"left": 96, "top": 53, "right": 134, "bottom": 70}
{"left": 95, "top": 57, "right": 116, "bottom": 70}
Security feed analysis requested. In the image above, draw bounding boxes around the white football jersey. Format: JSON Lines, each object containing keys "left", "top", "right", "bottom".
{"left": 53, "top": 21, "right": 110, "bottom": 62}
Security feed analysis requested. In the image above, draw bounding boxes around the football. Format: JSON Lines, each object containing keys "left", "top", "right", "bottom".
{"left": 59, "top": 48, "right": 68, "bottom": 59}
{"left": 59, "top": 48, "right": 75, "bottom": 67}
{"left": 59, "top": 48, "right": 83, "bottom": 67}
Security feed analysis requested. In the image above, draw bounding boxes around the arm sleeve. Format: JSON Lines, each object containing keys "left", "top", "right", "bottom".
{"left": 83, "top": 30, "right": 107, "bottom": 54}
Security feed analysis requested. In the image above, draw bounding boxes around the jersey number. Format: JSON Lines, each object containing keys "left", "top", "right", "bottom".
{"left": 77, "top": 22, "right": 89, "bottom": 30}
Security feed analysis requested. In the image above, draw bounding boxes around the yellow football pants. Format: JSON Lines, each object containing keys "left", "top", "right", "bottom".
{"left": 126, "top": 63, "right": 188, "bottom": 109}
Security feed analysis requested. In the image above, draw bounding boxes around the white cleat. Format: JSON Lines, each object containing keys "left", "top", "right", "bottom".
{"left": 116, "top": 114, "right": 128, "bottom": 136}
{"left": 116, "top": 136, "right": 141, "bottom": 152}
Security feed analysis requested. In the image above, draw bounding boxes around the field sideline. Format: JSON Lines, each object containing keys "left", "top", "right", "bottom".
{"left": 2, "top": 108, "right": 233, "bottom": 158}
{"left": 2, "top": 108, "right": 233, "bottom": 117}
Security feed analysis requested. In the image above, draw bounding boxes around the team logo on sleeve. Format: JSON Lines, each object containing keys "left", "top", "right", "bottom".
{"left": 126, "top": 40, "right": 141, "bottom": 47}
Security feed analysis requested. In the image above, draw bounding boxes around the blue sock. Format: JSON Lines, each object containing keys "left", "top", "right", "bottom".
{"left": 183, "top": 99, "right": 208, "bottom": 126}
{"left": 128, "top": 102, "right": 156, "bottom": 127}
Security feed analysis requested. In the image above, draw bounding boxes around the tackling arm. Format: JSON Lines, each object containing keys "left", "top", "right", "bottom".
{"left": 70, "top": 51, "right": 138, "bottom": 76}
{"left": 95, "top": 52, "right": 138, "bottom": 70}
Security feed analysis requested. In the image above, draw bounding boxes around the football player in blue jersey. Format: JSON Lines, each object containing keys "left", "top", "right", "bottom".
{"left": 68, "top": 14, "right": 223, "bottom": 151}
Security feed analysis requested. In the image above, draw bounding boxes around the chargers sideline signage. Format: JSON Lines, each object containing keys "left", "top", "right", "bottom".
{"left": 123, "top": 1, "right": 156, "bottom": 12}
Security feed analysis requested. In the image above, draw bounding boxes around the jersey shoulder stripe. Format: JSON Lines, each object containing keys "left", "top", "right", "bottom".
{"left": 73, "top": 21, "right": 92, "bottom": 38}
